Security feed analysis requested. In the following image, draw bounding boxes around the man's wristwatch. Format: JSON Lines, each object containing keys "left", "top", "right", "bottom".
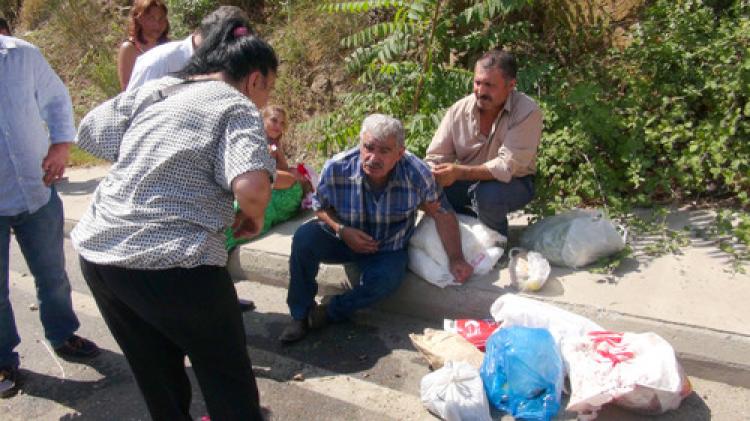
{"left": 336, "top": 224, "right": 346, "bottom": 240}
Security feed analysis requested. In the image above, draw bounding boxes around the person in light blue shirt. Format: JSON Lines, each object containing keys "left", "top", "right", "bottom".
{"left": 0, "top": 35, "right": 99, "bottom": 398}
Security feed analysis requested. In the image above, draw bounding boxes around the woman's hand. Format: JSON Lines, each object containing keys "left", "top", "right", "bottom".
{"left": 231, "top": 211, "right": 262, "bottom": 240}
{"left": 232, "top": 170, "right": 272, "bottom": 240}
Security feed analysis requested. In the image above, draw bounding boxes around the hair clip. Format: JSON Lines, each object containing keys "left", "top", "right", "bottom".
{"left": 233, "top": 26, "right": 249, "bottom": 38}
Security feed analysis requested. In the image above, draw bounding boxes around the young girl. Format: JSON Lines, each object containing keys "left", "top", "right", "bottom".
{"left": 226, "top": 105, "right": 309, "bottom": 250}
{"left": 117, "top": 0, "right": 170, "bottom": 91}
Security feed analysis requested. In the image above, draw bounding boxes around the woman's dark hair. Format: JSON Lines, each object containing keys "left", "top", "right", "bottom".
{"left": 176, "top": 18, "right": 278, "bottom": 82}
{"left": 199, "top": 6, "right": 251, "bottom": 37}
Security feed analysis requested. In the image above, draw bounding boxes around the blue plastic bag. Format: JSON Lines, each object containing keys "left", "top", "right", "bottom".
{"left": 480, "top": 326, "right": 564, "bottom": 420}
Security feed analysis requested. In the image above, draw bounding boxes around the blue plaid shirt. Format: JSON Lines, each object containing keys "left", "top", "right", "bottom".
{"left": 312, "top": 147, "right": 439, "bottom": 251}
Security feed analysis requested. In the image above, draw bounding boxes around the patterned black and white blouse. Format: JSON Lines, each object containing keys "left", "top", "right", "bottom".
{"left": 71, "top": 77, "right": 276, "bottom": 269}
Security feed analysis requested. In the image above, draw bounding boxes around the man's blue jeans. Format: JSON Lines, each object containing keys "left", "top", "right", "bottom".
{"left": 0, "top": 187, "right": 80, "bottom": 368}
{"left": 287, "top": 221, "right": 408, "bottom": 322}
{"left": 442, "top": 176, "right": 535, "bottom": 236}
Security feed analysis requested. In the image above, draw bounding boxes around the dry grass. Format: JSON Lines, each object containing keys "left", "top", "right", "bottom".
{"left": 261, "top": 1, "right": 360, "bottom": 167}
{"left": 14, "top": 0, "right": 125, "bottom": 166}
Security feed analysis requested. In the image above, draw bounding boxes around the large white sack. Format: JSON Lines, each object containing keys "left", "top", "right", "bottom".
{"left": 520, "top": 209, "right": 626, "bottom": 268}
{"left": 408, "top": 247, "right": 458, "bottom": 288}
{"left": 563, "top": 331, "right": 692, "bottom": 419}
{"left": 489, "top": 294, "right": 603, "bottom": 347}
{"left": 409, "top": 214, "right": 505, "bottom": 286}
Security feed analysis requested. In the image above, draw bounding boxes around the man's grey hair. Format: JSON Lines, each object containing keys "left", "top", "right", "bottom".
{"left": 360, "top": 114, "right": 405, "bottom": 148}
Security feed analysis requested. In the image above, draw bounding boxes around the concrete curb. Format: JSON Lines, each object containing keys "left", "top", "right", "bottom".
{"left": 229, "top": 246, "right": 750, "bottom": 389}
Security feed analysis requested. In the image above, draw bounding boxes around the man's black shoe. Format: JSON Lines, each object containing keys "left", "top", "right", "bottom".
{"left": 238, "top": 299, "right": 256, "bottom": 312}
{"left": 308, "top": 304, "right": 329, "bottom": 330}
{"left": 54, "top": 335, "right": 100, "bottom": 360}
{"left": 0, "top": 366, "right": 18, "bottom": 398}
{"left": 279, "top": 319, "right": 308, "bottom": 343}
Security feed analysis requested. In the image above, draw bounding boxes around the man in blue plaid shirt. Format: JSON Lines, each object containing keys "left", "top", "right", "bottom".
{"left": 280, "top": 114, "right": 473, "bottom": 343}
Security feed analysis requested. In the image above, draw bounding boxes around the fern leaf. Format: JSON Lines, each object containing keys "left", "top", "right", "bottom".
{"left": 345, "top": 46, "right": 378, "bottom": 73}
{"left": 455, "top": 0, "right": 534, "bottom": 27}
{"left": 407, "top": 0, "right": 436, "bottom": 21}
{"left": 341, "top": 22, "right": 414, "bottom": 48}
{"left": 319, "top": 0, "right": 406, "bottom": 14}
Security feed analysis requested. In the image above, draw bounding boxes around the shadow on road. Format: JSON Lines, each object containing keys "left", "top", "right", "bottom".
{"left": 56, "top": 178, "right": 103, "bottom": 196}
{"left": 14, "top": 348, "right": 148, "bottom": 420}
{"left": 242, "top": 308, "right": 436, "bottom": 384}
{"left": 13, "top": 348, "right": 212, "bottom": 421}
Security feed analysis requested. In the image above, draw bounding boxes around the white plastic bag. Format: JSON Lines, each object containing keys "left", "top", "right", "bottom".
{"left": 563, "top": 331, "right": 692, "bottom": 419}
{"left": 520, "top": 209, "right": 626, "bottom": 268}
{"left": 490, "top": 294, "right": 603, "bottom": 348}
{"left": 409, "top": 214, "right": 505, "bottom": 287}
{"left": 420, "top": 361, "right": 492, "bottom": 421}
{"left": 409, "top": 247, "right": 455, "bottom": 288}
{"left": 509, "top": 248, "right": 551, "bottom": 292}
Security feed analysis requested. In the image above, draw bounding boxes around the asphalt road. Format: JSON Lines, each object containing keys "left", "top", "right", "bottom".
{"left": 3, "top": 236, "right": 749, "bottom": 420}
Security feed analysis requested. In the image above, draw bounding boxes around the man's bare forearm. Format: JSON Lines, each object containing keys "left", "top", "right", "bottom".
{"left": 315, "top": 208, "right": 342, "bottom": 232}
{"left": 456, "top": 164, "right": 495, "bottom": 182}
{"left": 429, "top": 206, "right": 464, "bottom": 262}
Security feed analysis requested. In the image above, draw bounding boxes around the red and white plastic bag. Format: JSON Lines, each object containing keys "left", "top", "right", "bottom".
{"left": 443, "top": 319, "right": 501, "bottom": 351}
{"left": 296, "top": 163, "right": 319, "bottom": 210}
{"left": 563, "top": 331, "right": 692, "bottom": 419}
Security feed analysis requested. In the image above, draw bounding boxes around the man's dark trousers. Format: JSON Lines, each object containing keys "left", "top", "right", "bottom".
{"left": 287, "top": 221, "right": 408, "bottom": 323}
{"left": 442, "top": 176, "right": 534, "bottom": 236}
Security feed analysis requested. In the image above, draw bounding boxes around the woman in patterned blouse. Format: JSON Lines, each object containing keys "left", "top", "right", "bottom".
{"left": 74, "top": 18, "right": 277, "bottom": 421}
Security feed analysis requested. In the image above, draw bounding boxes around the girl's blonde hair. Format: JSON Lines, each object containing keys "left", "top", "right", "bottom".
{"left": 262, "top": 105, "right": 287, "bottom": 130}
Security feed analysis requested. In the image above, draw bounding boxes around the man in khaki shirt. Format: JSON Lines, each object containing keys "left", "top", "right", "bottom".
{"left": 426, "top": 50, "right": 543, "bottom": 236}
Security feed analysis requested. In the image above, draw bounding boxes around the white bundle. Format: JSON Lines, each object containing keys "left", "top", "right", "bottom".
{"left": 408, "top": 214, "right": 505, "bottom": 287}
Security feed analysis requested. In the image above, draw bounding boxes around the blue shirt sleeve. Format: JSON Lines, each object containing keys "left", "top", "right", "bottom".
{"left": 311, "top": 159, "right": 335, "bottom": 211}
{"left": 409, "top": 153, "right": 440, "bottom": 204}
{"left": 31, "top": 47, "right": 75, "bottom": 143}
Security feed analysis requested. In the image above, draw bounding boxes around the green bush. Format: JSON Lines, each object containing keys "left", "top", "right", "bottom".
{"left": 533, "top": 0, "right": 749, "bottom": 214}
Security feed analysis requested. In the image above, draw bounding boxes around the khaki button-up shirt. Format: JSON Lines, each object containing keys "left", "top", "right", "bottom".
{"left": 425, "top": 91, "right": 543, "bottom": 183}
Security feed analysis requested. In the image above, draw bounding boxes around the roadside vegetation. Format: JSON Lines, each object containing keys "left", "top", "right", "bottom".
{"left": 307, "top": 0, "right": 749, "bottom": 270}
{"left": 1, "top": 0, "right": 747, "bottom": 269}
